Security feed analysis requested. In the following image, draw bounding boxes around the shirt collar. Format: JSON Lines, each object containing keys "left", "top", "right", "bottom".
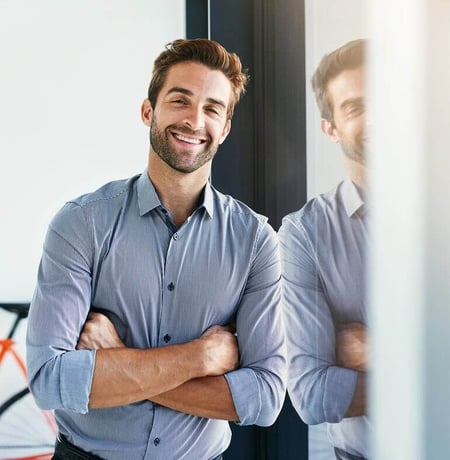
{"left": 342, "top": 178, "right": 367, "bottom": 217}
{"left": 202, "top": 180, "right": 214, "bottom": 219}
{"left": 137, "top": 170, "right": 162, "bottom": 216}
{"left": 137, "top": 170, "right": 215, "bottom": 218}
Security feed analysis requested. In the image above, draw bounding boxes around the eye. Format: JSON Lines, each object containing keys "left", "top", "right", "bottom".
{"left": 205, "top": 105, "right": 224, "bottom": 117}
{"left": 345, "top": 104, "right": 365, "bottom": 118}
{"left": 172, "top": 99, "right": 187, "bottom": 106}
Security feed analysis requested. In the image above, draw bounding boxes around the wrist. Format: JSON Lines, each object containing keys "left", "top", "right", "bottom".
{"left": 183, "top": 339, "right": 209, "bottom": 379}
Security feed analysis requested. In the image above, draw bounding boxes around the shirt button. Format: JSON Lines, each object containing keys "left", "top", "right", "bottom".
{"left": 163, "top": 334, "right": 171, "bottom": 343}
{"left": 173, "top": 232, "right": 179, "bottom": 240}
{"left": 153, "top": 437, "right": 160, "bottom": 446}
{"left": 167, "top": 282, "right": 175, "bottom": 291}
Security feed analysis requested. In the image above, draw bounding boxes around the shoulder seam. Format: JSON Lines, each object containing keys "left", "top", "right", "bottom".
{"left": 67, "top": 185, "right": 129, "bottom": 208}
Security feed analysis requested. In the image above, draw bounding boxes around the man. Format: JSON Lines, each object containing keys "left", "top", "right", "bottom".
{"left": 26, "top": 38, "right": 286, "bottom": 460}
{"left": 278, "top": 39, "right": 370, "bottom": 460}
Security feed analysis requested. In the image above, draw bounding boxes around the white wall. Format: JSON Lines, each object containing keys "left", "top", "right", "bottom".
{"left": 0, "top": 1, "right": 185, "bottom": 302}
{"left": 305, "top": 0, "right": 368, "bottom": 199}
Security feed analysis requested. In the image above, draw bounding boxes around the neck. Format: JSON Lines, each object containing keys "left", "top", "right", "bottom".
{"left": 147, "top": 151, "right": 211, "bottom": 228}
{"left": 344, "top": 157, "right": 367, "bottom": 192}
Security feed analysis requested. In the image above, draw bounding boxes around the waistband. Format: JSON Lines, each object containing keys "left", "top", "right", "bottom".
{"left": 54, "top": 435, "right": 105, "bottom": 460}
{"left": 334, "top": 446, "right": 367, "bottom": 460}
{"left": 54, "top": 434, "right": 223, "bottom": 460}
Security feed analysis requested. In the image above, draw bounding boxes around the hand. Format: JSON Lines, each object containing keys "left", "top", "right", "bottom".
{"left": 335, "top": 322, "right": 368, "bottom": 372}
{"left": 197, "top": 324, "right": 239, "bottom": 376}
{"left": 76, "top": 312, "right": 125, "bottom": 350}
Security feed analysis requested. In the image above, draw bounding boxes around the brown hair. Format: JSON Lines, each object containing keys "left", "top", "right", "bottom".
{"left": 311, "top": 39, "right": 366, "bottom": 121}
{"left": 147, "top": 38, "right": 249, "bottom": 120}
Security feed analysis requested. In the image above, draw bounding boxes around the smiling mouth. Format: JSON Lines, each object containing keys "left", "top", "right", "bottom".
{"left": 172, "top": 132, "right": 206, "bottom": 145}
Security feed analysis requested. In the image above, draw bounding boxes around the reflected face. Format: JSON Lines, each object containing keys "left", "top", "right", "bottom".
{"left": 144, "top": 61, "right": 232, "bottom": 173}
{"left": 324, "top": 66, "right": 366, "bottom": 164}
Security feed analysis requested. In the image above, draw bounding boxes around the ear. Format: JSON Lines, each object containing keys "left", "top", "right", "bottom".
{"left": 219, "top": 119, "right": 231, "bottom": 145}
{"left": 141, "top": 99, "right": 153, "bottom": 127}
{"left": 320, "top": 118, "right": 339, "bottom": 143}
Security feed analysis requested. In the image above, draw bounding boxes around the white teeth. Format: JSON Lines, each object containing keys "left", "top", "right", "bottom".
{"left": 174, "top": 133, "right": 202, "bottom": 144}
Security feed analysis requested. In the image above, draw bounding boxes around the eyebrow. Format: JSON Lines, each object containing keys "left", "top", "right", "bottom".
{"left": 340, "top": 97, "right": 365, "bottom": 111}
{"left": 166, "top": 86, "right": 227, "bottom": 110}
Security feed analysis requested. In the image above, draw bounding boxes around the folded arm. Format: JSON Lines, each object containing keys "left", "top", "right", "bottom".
{"left": 78, "top": 312, "right": 239, "bottom": 419}
{"left": 279, "top": 217, "right": 367, "bottom": 424}
{"left": 26, "top": 205, "right": 238, "bottom": 415}
{"left": 77, "top": 223, "right": 286, "bottom": 425}
{"left": 335, "top": 321, "right": 368, "bottom": 417}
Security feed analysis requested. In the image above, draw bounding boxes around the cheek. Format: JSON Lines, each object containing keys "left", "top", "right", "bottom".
{"left": 218, "top": 121, "right": 231, "bottom": 143}
{"left": 207, "top": 122, "right": 227, "bottom": 142}
{"left": 355, "top": 120, "right": 366, "bottom": 140}
{"left": 343, "top": 119, "right": 365, "bottom": 141}
{"left": 218, "top": 129, "right": 228, "bottom": 143}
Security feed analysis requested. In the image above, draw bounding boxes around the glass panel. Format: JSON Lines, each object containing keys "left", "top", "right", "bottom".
{"left": 283, "top": 2, "right": 371, "bottom": 459}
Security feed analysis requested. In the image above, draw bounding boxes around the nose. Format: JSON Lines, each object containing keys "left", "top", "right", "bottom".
{"left": 183, "top": 104, "right": 205, "bottom": 131}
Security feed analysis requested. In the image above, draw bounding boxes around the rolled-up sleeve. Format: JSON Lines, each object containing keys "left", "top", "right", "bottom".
{"left": 26, "top": 202, "right": 96, "bottom": 413}
{"left": 278, "top": 216, "right": 357, "bottom": 425}
{"left": 224, "top": 222, "right": 287, "bottom": 426}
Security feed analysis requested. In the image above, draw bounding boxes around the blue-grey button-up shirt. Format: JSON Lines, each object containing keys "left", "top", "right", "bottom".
{"left": 26, "top": 171, "right": 286, "bottom": 460}
{"left": 278, "top": 179, "right": 371, "bottom": 458}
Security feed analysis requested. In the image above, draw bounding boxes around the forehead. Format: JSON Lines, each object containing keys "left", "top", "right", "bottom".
{"left": 327, "top": 66, "right": 365, "bottom": 109}
{"left": 160, "top": 61, "right": 232, "bottom": 104}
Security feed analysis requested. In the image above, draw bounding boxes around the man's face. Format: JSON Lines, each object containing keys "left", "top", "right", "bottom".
{"left": 144, "top": 61, "right": 232, "bottom": 174}
{"left": 323, "top": 66, "right": 367, "bottom": 165}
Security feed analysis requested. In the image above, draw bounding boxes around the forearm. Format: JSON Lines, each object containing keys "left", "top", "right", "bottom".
{"left": 149, "top": 375, "right": 238, "bottom": 421}
{"left": 337, "top": 323, "right": 368, "bottom": 417}
{"left": 344, "top": 371, "right": 366, "bottom": 417}
{"left": 89, "top": 342, "right": 207, "bottom": 408}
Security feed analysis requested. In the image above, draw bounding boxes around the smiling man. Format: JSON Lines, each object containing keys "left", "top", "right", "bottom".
{"left": 26, "top": 39, "right": 286, "bottom": 460}
{"left": 279, "top": 39, "right": 371, "bottom": 460}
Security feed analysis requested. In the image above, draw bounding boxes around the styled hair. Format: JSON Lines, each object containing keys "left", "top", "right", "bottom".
{"left": 311, "top": 39, "right": 366, "bottom": 121}
{"left": 147, "top": 38, "right": 249, "bottom": 120}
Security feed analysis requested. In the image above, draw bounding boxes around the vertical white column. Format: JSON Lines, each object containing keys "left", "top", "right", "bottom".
{"left": 368, "top": 0, "right": 450, "bottom": 458}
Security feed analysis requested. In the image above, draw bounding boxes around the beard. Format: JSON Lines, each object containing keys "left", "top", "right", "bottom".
{"left": 340, "top": 135, "right": 365, "bottom": 165}
{"left": 150, "top": 115, "right": 220, "bottom": 173}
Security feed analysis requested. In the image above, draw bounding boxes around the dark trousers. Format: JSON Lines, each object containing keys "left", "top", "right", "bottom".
{"left": 334, "top": 446, "right": 367, "bottom": 460}
{"left": 53, "top": 433, "right": 223, "bottom": 460}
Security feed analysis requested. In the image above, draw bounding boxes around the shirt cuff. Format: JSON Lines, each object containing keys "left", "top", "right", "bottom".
{"left": 224, "top": 368, "right": 260, "bottom": 425}
{"left": 324, "top": 366, "right": 359, "bottom": 422}
{"left": 60, "top": 349, "right": 96, "bottom": 413}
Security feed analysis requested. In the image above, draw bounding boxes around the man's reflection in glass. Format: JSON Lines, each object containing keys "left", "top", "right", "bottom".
{"left": 279, "top": 39, "right": 371, "bottom": 460}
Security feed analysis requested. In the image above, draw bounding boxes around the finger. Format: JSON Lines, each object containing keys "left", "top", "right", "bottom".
{"left": 86, "top": 312, "right": 100, "bottom": 322}
{"left": 222, "top": 322, "right": 236, "bottom": 334}
{"left": 201, "top": 324, "right": 228, "bottom": 336}
{"left": 76, "top": 338, "right": 88, "bottom": 350}
{"left": 87, "top": 311, "right": 108, "bottom": 322}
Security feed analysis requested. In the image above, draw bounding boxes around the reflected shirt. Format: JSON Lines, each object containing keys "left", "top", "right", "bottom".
{"left": 278, "top": 179, "right": 371, "bottom": 458}
{"left": 26, "top": 171, "right": 286, "bottom": 460}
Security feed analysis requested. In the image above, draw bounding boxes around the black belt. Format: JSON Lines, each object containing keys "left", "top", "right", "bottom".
{"left": 53, "top": 435, "right": 104, "bottom": 460}
{"left": 54, "top": 433, "right": 223, "bottom": 460}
